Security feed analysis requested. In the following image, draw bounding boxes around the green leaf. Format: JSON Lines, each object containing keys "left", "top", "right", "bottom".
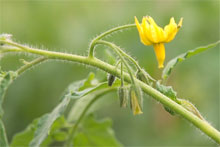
{"left": 40, "top": 116, "right": 69, "bottom": 146}
{"left": 30, "top": 97, "right": 70, "bottom": 147}
{"left": 78, "top": 72, "right": 96, "bottom": 91}
{"left": 73, "top": 115, "right": 122, "bottom": 146}
{"left": 156, "top": 82, "right": 177, "bottom": 102}
{"left": 156, "top": 82, "right": 179, "bottom": 115}
{"left": 11, "top": 72, "right": 109, "bottom": 146}
{"left": 67, "top": 81, "right": 121, "bottom": 146}
{"left": 30, "top": 73, "right": 102, "bottom": 146}
{"left": 0, "top": 69, "right": 17, "bottom": 117}
{"left": 67, "top": 87, "right": 106, "bottom": 122}
{"left": 68, "top": 82, "right": 108, "bottom": 99}
{"left": 11, "top": 73, "right": 119, "bottom": 146}
{"left": 0, "top": 120, "right": 8, "bottom": 147}
{"left": 162, "top": 41, "right": 220, "bottom": 80}
{"left": 11, "top": 118, "right": 38, "bottom": 146}
{"left": 68, "top": 80, "right": 120, "bottom": 122}
{"left": 10, "top": 116, "right": 67, "bottom": 147}
{"left": 61, "top": 72, "right": 99, "bottom": 100}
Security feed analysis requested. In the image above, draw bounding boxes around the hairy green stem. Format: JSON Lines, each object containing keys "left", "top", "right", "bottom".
{"left": 1, "top": 40, "right": 220, "bottom": 144}
{"left": 0, "top": 47, "right": 23, "bottom": 53}
{"left": 88, "top": 24, "right": 136, "bottom": 57}
{"left": 94, "top": 40, "right": 155, "bottom": 83}
{"left": 96, "top": 40, "right": 144, "bottom": 111}
{"left": 87, "top": 23, "right": 154, "bottom": 82}
{"left": 17, "top": 57, "right": 47, "bottom": 75}
{"left": 95, "top": 40, "right": 140, "bottom": 96}
{"left": 66, "top": 88, "right": 116, "bottom": 146}
{"left": 120, "top": 62, "right": 124, "bottom": 86}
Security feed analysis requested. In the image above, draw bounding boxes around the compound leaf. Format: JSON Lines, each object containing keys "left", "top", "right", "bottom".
{"left": 10, "top": 116, "right": 67, "bottom": 147}
{"left": 156, "top": 82, "right": 177, "bottom": 102}
{"left": 73, "top": 114, "right": 122, "bottom": 146}
{"left": 162, "top": 41, "right": 220, "bottom": 80}
{"left": 30, "top": 98, "right": 70, "bottom": 147}
{"left": 11, "top": 72, "right": 115, "bottom": 146}
{"left": 156, "top": 82, "right": 179, "bottom": 115}
{"left": 30, "top": 73, "right": 100, "bottom": 146}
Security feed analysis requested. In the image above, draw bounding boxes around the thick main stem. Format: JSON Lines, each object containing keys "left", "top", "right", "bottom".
{"left": 1, "top": 41, "right": 220, "bottom": 144}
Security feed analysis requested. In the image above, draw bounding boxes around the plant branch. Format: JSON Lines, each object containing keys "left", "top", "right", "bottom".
{"left": 94, "top": 40, "right": 139, "bottom": 95}
{"left": 0, "top": 47, "right": 23, "bottom": 53}
{"left": 1, "top": 40, "right": 220, "bottom": 144}
{"left": 88, "top": 24, "right": 136, "bottom": 57}
{"left": 95, "top": 40, "right": 155, "bottom": 82}
{"left": 16, "top": 57, "right": 48, "bottom": 75}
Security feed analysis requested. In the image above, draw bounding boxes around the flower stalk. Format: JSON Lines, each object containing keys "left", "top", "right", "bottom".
{"left": 88, "top": 24, "right": 136, "bottom": 58}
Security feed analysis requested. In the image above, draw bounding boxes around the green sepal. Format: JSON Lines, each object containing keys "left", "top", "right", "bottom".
{"left": 118, "top": 87, "right": 128, "bottom": 108}
{"left": 136, "top": 69, "right": 150, "bottom": 84}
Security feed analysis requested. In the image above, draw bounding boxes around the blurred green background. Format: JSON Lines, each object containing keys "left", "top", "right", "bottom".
{"left": 0, "top": 0, "right": 219, "bottom": 146}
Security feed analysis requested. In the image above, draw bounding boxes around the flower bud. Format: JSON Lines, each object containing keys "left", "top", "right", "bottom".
{"left": 118, "top": 87, "right": 128, "bottom": 108}
{"left": 136, "top": 70, "right": 149, "bottom": 84}
{"left": 107, "top": 74, "right": 116, "bottom": 86}
{"left": 129, "top": 87, "right": 143, "bottom": 115}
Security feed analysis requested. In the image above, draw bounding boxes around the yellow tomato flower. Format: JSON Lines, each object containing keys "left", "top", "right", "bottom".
{"left": 135, "top": 16, "right": 183, "bottom": 68}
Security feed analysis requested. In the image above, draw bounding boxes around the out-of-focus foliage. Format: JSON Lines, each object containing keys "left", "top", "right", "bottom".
{"left": 0, "top": 69, "right": 17, "bottom": 116}
{"left": 73, "top": 114, "right": 122, "bottom": 146}
{"left": 0, "top": 119, "right": 8, "bottom": 146}
{"left": 10, "top": 116, "right": 65, "bottom": 146}
{"left": 0, "top": 0, "right": 219, "bottom": 146}
{"left": 10, "top": 73, "right": 121, "bottom": 146}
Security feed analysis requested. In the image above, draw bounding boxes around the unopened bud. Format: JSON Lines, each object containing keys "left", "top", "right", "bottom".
{"left": 136, "top": 70, "right": 149, "bottom": 84}
{"left": 129, "top": 87, "right": 143, "bottom": 115}
{"left": 118, "top": 87, "right": 128, "bottom": 108}
{"left": 107, "top": 74, "right": 116, "bottom": 86}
